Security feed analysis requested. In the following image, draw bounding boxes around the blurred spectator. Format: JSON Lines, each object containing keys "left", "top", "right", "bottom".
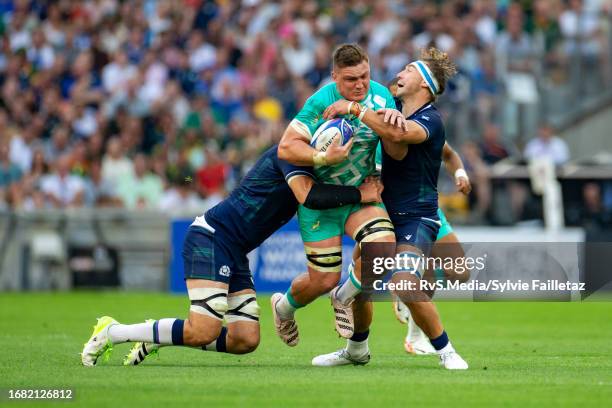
{"left": 158, "top": 171, "right": 207, "bottom": 214}
{"left": 40, "top": 154, "right": 85, "bottom": 208}
{"left": 478, "top": 123, "right": 513, "bottom": 165}
{"left": 116, "top": 153, "right": 163, "bottom": 209}
{"left": 462, "top": 141, "right": 491, "bottom": 221}
{"left": 196, "top": 147, "right": 228, "bottom": 205}
{"left": 0, "top": 140, "right": 23, "bottom": 209}
{"left": 101, "top": 137, "right": 133, "bottom": 185}
{"left": 524, "top": 124, "right": 570, "bottom": 165}
{"left": 44, "top": 126, "right": 72, "bottom": 164}
{"left": 83, "top": 160, "right": 121, "bottom": 207}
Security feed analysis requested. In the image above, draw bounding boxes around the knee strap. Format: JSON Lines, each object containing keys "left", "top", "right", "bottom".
{"left": 226, "top": 294, "right": 260, "bottom": 323}
{"left": 392, "top": 251, "right": 424, "bottom": 279}
{"left": 305, "top": 245, "right": 342, "bottom": 273}
{"left": 353, "top": 217, "right": 395, "bottom": 246}
{"left": 188, "top": 287, "right": 228, "bottom": 321}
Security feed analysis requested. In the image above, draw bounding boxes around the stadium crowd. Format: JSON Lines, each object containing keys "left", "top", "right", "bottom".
{"left": 0, "top": 0, "right": 610, "bottom": 222}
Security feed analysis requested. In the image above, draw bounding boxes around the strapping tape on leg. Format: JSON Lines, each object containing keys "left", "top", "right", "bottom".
{"left": 225, "top": 294, "right": 260, "bottom": 323}
{"left": 188, "top": 287, "right": 228, "bottom": 320}
{"left": 392, "top": 251, "right": 423, "bottom": 279}
{"left": 305, "top": 245, "right": 342, "bottom": 273}
{"left": 353, "top": 217, "right": 395, "bottom": 246}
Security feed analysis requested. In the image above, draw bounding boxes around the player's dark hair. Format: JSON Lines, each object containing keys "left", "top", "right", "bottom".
{"left": 420, "top": 47, "right": 457, "bottom": 99}
{"left": 332, "top": 44, "right": 369, "bottom": 69}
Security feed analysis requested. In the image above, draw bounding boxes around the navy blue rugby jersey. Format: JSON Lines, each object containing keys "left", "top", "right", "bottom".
{"left": 201, "top": 145, "right": 313, "bottom": 252}
{"left": 381, "top": 102, "right": 445, "bottom": 217}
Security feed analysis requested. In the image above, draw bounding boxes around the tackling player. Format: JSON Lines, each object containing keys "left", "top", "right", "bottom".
{"left": 81, "top": 144, "right": 381, "bottom": 366}
{"left": 384, "top": 77, "right": 473, "bottom": 355}
{"left": 272, "top": 44, "right": 398, "bottom": 346}
{"left": 313, "top": 47, "right": 469, "bottom": 369}
{"left": 391, "top": 141, "right": 472, "bottom": 355}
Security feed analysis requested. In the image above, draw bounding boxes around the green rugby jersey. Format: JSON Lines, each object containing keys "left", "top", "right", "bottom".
{"left": 289, "top": 80, "right": 395, "bottom": 186}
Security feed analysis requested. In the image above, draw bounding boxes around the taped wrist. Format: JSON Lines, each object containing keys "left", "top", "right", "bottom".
{"left": 303, "top": 183, "right": 361, "bottom": 210}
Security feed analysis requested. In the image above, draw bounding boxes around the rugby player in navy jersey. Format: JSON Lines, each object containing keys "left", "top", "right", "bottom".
{"left": 81, "top": 144, "right": 383, "bottom": 366}
{"left": 315, "top": 47, "right": 468, "bottom": 369}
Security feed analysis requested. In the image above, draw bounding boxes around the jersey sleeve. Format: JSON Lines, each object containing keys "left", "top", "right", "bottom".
{"left": 278, "top": 158, "right": 315, "bottom": 183}
{"left": 410, "top": 111, "right": 443, "bottom": 142}
{"left": 289, "top": 88, "right": 328, "bottom": 140}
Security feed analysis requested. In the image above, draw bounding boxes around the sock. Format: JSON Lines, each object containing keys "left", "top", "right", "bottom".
{"left": 335, "top": 262, "right": 361, "bottom": 305}
{"left": 108, "top": 319, "right": 184, "bottom": 345}
{"left": 203, "top": 327, "right": 228, "bottom": 353}
{"left": 346, "top": 330, "right": 369, "bottom": 357}
{"left": 276, "top": 290, "right": 303, "bottom": 320}
{"left": 430, "top": 330, "right": 454, "bottom": 354}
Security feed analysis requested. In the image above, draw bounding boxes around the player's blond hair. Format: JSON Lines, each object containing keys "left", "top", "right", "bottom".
{"left": 420, "top": 47, "right": 457, "bottom": 99}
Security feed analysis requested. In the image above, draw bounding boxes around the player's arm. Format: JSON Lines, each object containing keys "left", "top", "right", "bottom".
{"left": 278, "top": 125, "right": 352, "bottom": 167}
{"left": 287, "top": 175, "right": 382, "bottom": 209}
{"left": 278, "top": 92, "right": 352, "bottom": 166}
{"left": 322, "top": 100, "right": 426, "bottom": 144}
{"left": 442, "top": 142, "right": 471, "bottom": 195}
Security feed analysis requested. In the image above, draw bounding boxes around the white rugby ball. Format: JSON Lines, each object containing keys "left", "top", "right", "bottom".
{"left": 310, "top": 118, "right": 353, "bottom": 152}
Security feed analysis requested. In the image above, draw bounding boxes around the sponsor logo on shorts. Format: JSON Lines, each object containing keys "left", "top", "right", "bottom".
{"left": 404, "top": 234, "right": 412, "bottom": 241}
{"left": 311, "top": 220, "right": 320, "bottom": 231}
{"left": 219, "top": 265, "right": 231, "bottom": 277}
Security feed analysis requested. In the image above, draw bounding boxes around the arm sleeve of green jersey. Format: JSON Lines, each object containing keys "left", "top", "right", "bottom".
{"left": 289, "top": 94, "right": 325, "bottom": 140}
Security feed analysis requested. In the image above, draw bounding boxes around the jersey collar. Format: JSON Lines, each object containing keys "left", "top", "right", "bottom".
{"left": 410, "top": 102, "right": 433, "bottom": 118}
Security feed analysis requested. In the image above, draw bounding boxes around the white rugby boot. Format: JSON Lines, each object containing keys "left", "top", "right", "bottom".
{"left": 81, "top": 316, "right": 118, "bottom": 366}
{"left": 439, "top": 349, "right": 469, "bottom": 370}
{"left": 123, "top": 341, "right": 160, "bottom": 366}
{"left": 394, "top": 298, "right": 436, "bottom": 355}
{"left": 312, "top": 348, "right": 370, "bottom": 367}
{"left": 271, "top": 293, "right": 299, "bottom": 347}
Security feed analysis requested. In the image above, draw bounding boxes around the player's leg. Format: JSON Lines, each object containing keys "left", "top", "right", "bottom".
{"left": 82, "top": 278, "right": 226, "bottom": 366}
{"left": 272, "top": 235, "right": 342, "bottom": 346}
{"left": 124, "top": 275, "right": 261, "bottom": 365}
{"left": 272, "top": 205, "right": 346, "bottom": 346}
{"left": 392, "top": 238, "right": 468, "bottom": 369}
{"left": 330, "top": 204, "right": 395, "bottom": 338}
{"left": 397, "top": 210, "right": 468, "bottom": 354}
{"left": 82, "top": 226, "right": 229, "bottom": 366}
{"left": 205, "top": 287, "right": 260, "bottom": 354}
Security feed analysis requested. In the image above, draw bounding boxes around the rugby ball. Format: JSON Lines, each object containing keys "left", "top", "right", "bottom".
{"left": 310, "top": 118, "right": 353, "bottom": 152}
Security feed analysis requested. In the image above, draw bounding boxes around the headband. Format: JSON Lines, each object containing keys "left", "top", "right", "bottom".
{"left": 410, "top": 60, "right": 439, "bottom": 96}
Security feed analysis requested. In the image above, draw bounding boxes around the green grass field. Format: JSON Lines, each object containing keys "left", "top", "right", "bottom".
{"left": 1, "top": 292, "right": 611, "bottom": 407}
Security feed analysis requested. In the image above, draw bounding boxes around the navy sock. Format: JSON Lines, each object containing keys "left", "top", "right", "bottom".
{"left": 216, "top": 327, "right": 228, "bottom": 353}
{"left": 171, "top": 319, "right": 184, "bottom": 345}
{"left": 350, "top": 330, "right": 369, "bottom": 342}
{"left": 430, "top": 330, "right": 449, "bottom": 351}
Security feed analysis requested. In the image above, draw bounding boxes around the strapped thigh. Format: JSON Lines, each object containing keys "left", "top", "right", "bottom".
{"left": 352, "top": 217, "right": 395, "bottom": 247}
{"left": 188, "top": 287, "right": 229, "bottom": 321}
{"left": 304, "top": 245, "right": 342, "bottom": 273}
{"left": 226, "top": 293, "right": 260, "bottom": 323}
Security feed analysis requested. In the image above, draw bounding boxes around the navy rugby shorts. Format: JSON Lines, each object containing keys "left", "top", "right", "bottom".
{"left": 391, "top": 213, "right": 441, "bottom": 256}
{"left": 182, "top": 226, "right": 254, "bottom": 293}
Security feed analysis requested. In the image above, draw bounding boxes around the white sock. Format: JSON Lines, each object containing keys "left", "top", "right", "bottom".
{"left": 436, "top": 342, "right": 455, "bottom": 355}
{"left": 108, "top": 318, "right": 179, "bottom": 345}
{"left": 346, "top": 338, "right": 369, "bottom": 358}
{"left": 276, "top": 293, "right": 298, "bottom": 320}
{"left": 336, "top": 263, "right": 361, "bottom": 305}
